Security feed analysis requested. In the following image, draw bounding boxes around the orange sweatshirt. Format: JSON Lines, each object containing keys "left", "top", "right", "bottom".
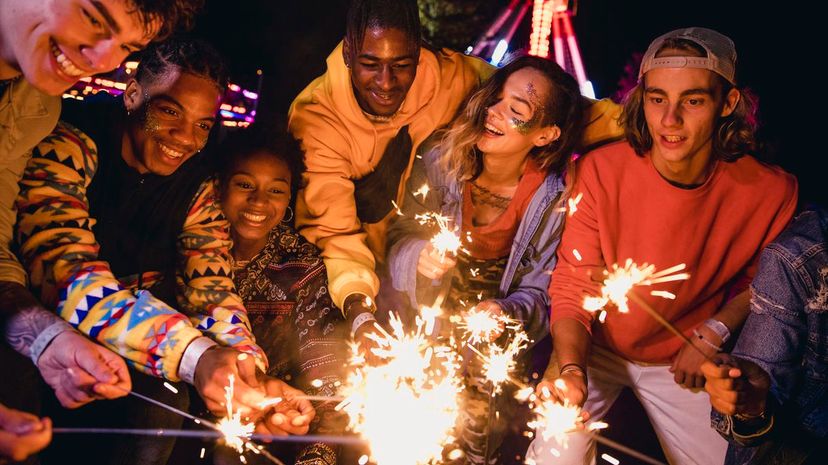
{"left": 549, "top": 141, "right": 797, "bottom": 363}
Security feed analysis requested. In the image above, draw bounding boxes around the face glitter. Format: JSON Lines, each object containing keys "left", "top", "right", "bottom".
{"left": 507, "top": 80, "right": 545, "bottom": 135}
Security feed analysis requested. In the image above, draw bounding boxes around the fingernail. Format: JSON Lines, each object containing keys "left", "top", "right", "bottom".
{"left": 14, "top": 422, "right": 37, "bottom": 435}
{"left": 272, "top": 414, "right": 284, "bottom": 425}
{"left": 291, "top": 416, "right": 306, "bottom": 426}
{"left": 237, "top": 353, "right": 248, "bottom": 361}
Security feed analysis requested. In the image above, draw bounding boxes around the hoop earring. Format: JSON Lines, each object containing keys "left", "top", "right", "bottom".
{"left": 282, "top": 206, "right": 294, "bottom": 223}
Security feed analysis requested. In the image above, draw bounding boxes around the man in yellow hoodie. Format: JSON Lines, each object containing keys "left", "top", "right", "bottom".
{"left": 289, "top": 0, "right": 623, "bottom": 340}
{"left": 289, "top": 0, "right": 493, "bottom": 336}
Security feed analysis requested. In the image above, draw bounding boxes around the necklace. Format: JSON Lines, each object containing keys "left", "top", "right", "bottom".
{"left": 470, "top": 181, "right": 512, "bottom": 210}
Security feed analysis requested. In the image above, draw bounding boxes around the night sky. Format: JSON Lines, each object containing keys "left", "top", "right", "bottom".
{"left": 192, "top": 0, "right": 817, "bottom": 205}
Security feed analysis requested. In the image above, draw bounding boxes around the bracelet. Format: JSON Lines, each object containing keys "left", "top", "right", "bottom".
{"left": 559, "top": 362, "right": 586, "bottom": 377}
{"left": 351, "top": 312, "right": 377, "bottom": 337}
{"left": 703, "top": 318, "right": 731, "bottom": 344}
{"left": 692, "top": 329, "right": 721, "bottom": 352}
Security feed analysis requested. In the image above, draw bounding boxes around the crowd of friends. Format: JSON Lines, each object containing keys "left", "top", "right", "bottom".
{"left": 0, "top": 0, "right": 824, "bottom": 464}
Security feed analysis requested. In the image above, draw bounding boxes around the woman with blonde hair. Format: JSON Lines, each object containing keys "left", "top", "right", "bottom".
{"left": 386, "top": 55, "right": 587, "bottom": 464}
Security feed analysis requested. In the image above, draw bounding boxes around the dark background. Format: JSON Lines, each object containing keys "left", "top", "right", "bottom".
{"left": 191, "top": 0, "right": 817, "bottom": 206}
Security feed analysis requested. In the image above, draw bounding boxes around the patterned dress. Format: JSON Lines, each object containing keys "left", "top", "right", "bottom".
{"left": 233, "top": 223, "right": 349, "bottom": 465}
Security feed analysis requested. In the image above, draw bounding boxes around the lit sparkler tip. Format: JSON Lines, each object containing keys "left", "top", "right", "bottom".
{"left": 413, "top": 183, "right": 430, "bottom": 201}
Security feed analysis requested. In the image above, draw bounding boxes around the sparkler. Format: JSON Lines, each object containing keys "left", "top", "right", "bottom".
{"left": 582, "top": 259, "right": 689, "bottom": 314}
{"left": 415, "top": 212, "right": 463, "bottom": 260}
{"left": 216, "top": 374, "right": 255, "bottom": 453}
{"left": 337, "top": 314, "right": 462, "bottom": 465}
{"left": 583, "top": 259, "right": 715, "bottom": 360}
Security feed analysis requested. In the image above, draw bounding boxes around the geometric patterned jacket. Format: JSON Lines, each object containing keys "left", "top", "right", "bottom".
{"left": 15, "top": 122, "right": 265, "bottom": 380}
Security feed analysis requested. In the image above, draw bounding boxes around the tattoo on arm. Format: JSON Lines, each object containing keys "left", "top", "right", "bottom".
{"left": 0, "top": 281, "right": 67, "bottom": 357}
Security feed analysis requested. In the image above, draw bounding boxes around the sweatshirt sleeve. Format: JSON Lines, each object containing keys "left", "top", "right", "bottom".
{"left": 175, "top": 179, "right": 266, "bottom": 371}
{"left": 15, "top": 122, "right": 202, "bottom": 380}
{"left": 547, "top": 158, "right": 604, "bottom": 333}
{"left": 289, "top": 111, "right": 379, "bottom": 310}
{"left": 386, "top": 149, "right": 444, "bottom": 309}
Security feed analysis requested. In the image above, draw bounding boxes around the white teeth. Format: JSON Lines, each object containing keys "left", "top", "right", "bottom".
{"left": 51, "top": 42, "right": 84, "bottom": 77}
{"left": 241, "top": 212, "right": 267, "bottom": 223}
{"left": 485, "top": 123, "right": 504, "bottom": 135}
{"left": 664, "top": 135, "right": 684, "bottom": 142}
{"left": 159, "top": 143, "right": 185, "bottom": 159}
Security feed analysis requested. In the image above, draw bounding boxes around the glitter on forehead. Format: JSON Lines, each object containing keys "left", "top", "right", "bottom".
{"left": 508, "top": 78, "right": 546, "bottom": 135}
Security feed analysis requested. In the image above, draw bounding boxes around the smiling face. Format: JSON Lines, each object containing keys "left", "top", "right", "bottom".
{"left": 476, "top": 67, "right": 560, "bottom": 159}
{"left": 642, "top": 49, "right": 739, "bottom": 183}
{"left": 0, "top": 0, "right": 158, "bottom": 95}
{"left": 122, "top": 68, "right": 221, "bottom": 176}
{"left": 344, "top": 26, "right": 418, "bottom": 117}
{"left": 221, "top": 151, "right": 292, "bottom": 252}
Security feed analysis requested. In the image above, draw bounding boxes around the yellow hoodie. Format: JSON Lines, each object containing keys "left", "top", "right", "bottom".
{"left": 289, "top": 42, "right": 624, "bottom": 310}
{"left": 289, "top": 42, "right": 493, "bottom": 309}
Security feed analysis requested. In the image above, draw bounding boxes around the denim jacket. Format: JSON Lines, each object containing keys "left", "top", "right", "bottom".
{"left": 711, "top": 208, "right": 828, "bottom": 463}
{"left": 386, "top": 145, "right": 565, "bottom": 345}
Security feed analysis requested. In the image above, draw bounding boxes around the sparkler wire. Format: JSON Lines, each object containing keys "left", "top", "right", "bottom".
{"left": 51, "top": 427, "right": 368, "bottom": 445}
{"left": 591, "top": 433, "right": 666, "bottom": 465}
{"left": 627, "top": 291, "right": 715, "bottom": 363}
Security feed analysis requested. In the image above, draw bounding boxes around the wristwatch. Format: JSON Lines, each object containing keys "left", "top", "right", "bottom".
{"left": 703, "top": 318, "right": 731, "bottom": 344}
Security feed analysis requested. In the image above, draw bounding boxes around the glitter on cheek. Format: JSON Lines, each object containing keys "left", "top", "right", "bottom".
{"left": 509, "top": 117, "right": 534, "bottom": 135}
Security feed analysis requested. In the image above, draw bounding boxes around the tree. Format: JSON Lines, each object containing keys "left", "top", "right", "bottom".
{"left": 418, "top": 0, "right": 500, "bottom": 51}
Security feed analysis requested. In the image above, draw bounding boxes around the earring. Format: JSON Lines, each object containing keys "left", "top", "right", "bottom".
{"left": 281, "top": 206, "right": 294, "bottom": 223}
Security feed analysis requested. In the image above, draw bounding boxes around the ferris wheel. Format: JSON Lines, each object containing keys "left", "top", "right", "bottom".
{"left": 471, "top": 0, "right": 595, "bottom": 98}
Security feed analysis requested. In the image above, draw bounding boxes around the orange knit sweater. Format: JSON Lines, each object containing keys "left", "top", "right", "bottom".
{"left": 549, "top": 141, "right": 798, "bottom": 363}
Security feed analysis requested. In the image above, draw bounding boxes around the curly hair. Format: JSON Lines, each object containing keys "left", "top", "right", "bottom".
{"left": 134, "top": 37, "right": 227, "bottom": 91}
{"left": 130, "top": 0, "right": 205, "bottom": 42}
{"left": 439, "top": 55, "right": 584, "bottom": 181}
{"left": 216, "top": 125, "right": 306, "bottom": 201}
{"left": 620, "top": 37, "right": 757, "bottom": 161}
{"left": 345, "top": 0, "right": 421, "bottom": 55}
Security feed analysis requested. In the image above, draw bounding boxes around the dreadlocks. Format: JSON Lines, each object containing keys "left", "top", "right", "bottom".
{"left": 345, "top": 0, "right": 421, "bottom": 53}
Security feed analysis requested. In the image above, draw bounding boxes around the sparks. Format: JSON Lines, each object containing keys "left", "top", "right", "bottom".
{"left": 567, "top": 192, "right": 583, "bottom": 217}
{"left": 215, "top": 374, "right": 255, "bottom": 454}
{"left": 583, "top": 259, "right": 689, "bottom": 314}
{"left": 391, "top": 200, "right": 403, "bottom": 216}
{"left": 413, "top": 183, "right": 430, "bottom": 201}
{"left": 163, "top": 382, "right": 179, "bottom": 394}
{"left": 457, "top": 307, "right": 516, "bottom": 345}
{"left": 415, "top": 212, "right": 463, "bottom": 260}
{"left": 338, "top": 314, "right": 462, "bottom": 465}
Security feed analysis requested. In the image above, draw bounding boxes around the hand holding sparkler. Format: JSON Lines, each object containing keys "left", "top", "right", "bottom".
{"left": 38, "top": 330, "right": 131, "bottom": 408}
{"left": 194, "top": 347, "right": 267, "bottom": 417}
{"left": 345, "top": 294, "right": 383, "bottom": 366}
{"left": 417, "top": 241, "right": 457, "bottom": 280}
{"left": 256, "top": 378, "right": 316, "bottom": 436}
{"left": 0, "top": 403, "right": 52, "bottom": 462}
{"left": 701, "top": 353, "right": 769, "bottom": 419}
{"left": 670, "top": 322, "right": 725, "bottom": 389}
{"left": 535, "top": 367, "right": 588, "bottom": 413}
